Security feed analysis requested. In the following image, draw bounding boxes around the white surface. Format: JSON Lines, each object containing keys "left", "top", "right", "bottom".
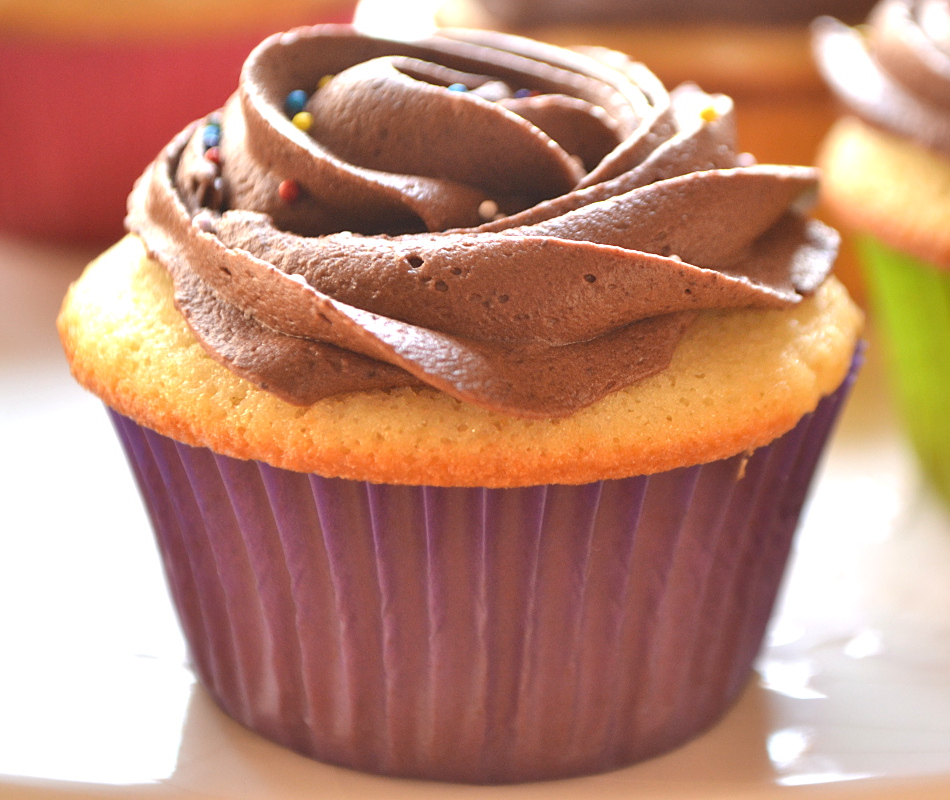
{"left": 3, "top": 235, "right": 950, "bottom": 799}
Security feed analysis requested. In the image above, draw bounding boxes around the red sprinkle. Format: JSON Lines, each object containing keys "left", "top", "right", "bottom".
{"left": 205, "top": 146, "right": 220, "bottom": 164}
{"left": 278, "top": 179, "right": 300, "bottom": 203}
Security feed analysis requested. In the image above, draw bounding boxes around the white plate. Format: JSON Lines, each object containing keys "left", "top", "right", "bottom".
{"left": 3, "top": 236, "right": 950, "bottom": 800}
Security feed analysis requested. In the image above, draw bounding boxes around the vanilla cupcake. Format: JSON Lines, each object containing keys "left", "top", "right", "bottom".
{"left": 59, "top": 26, "right": 862, "bottom": 783}
{"left": 814, "top": 0, "right": 950, "bottom": 502}
{"left": 0, "top": 0, "right": 355, "bottom": 244}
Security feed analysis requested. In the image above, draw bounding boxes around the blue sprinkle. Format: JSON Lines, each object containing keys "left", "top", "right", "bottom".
{"left": 202, "top": 125, "right": 221, "bottom": 148}
{"left": 513, "top": 88, "right": 532, "bottom": 98}
{"left": 447, "top": 83, "right": 468, "bottom": 92}
{"left": 285, "top": 89, "right": 309, "bottom": 116}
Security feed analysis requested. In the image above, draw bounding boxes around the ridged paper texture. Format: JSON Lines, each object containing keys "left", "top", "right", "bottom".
{"left": 109, "top": 355, "right": 857, "bottom": 783}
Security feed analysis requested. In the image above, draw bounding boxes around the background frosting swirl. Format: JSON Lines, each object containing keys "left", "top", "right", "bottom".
{"left": 127, "top": 25, "right": 837, "bottom": 419}
{"left": 813, "top": 0, "right": 950, "bottom": 157}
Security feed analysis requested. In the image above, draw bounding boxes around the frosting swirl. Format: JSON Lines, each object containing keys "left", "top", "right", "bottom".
{"left": 813, "top": 0, "right": 950, "bottom": 158}
{"left": 127, "top": 26, "right": 837, "bottom": 419}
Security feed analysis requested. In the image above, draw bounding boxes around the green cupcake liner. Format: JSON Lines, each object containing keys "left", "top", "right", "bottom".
{"left": 856, "top": 234, "right": 950, "bottom": 503}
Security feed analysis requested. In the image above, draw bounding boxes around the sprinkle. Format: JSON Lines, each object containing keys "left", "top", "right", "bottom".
{"left": 202, "top": 124, "right": 221, "bottom": 149}
{"left": 447, "top": 83, "right": 468, "bottom": 92}
{"left": 699, "top": 103, "right": 719, "bottom": 122}
{"left": 278, "top": 179, "right": 300, "bottom": 203}
{"left": 478, "top": 199, "right": 499, "bottom": 220}
{"left": 292, "top": 111, "right": 313, "bottom": 132}
{"left": 285, "top": 89, "right": 309, "bottom": 116}
{"left": 318, "top": 74, "right": 334, "bottom": 89}
{"left": 513, "top": 88, "right": 532, "bottom": 98}
{"left": 193, "top": 211, "right": 215, "bottom": 232}
{"left": 205, "top": 146, "right": 220, "bottom": 164}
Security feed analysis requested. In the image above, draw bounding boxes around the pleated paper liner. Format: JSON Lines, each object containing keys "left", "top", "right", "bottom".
{"left": 108, "top": 350, "right": 860, "bottom": 784}
{"left": 855, "top": 235, "right": 950, "bottom": 504}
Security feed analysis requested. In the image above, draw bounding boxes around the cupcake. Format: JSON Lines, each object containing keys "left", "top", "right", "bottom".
{"left": 0, "top": 0, "right": 356, "bottom": 245}
{"left": 58, "top": 26, "right": 863, "bottom": 783}
{"left": 813, "top": 0, "right": 950, "bottom": 502}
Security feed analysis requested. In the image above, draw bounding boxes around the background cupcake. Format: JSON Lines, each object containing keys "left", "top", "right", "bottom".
{"left": 59, "top": 26, "right": 862, "bottom": 783}
{"left": 0, "top": 0, "right": 356, "bottom": 245}
{"left": 813, "top": 0, "right": 950, "bottom": 503}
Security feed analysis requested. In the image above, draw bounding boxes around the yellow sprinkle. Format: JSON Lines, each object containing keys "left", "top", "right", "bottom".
{"left": 292, "top": 111, "right": 313, "bottom": 132}
{"left": 699, "top": 104, "right": 719, "bottom": 122}
{"left": 318, "top": 74, "right": 334, "bottom": 89}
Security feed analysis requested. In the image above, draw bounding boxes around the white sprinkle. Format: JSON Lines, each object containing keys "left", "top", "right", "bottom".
{"left": 193, "top": 211, "right": 215, "bottom": 232}
{"left": 478, "top": 200, "right": 499, "bottom": 220}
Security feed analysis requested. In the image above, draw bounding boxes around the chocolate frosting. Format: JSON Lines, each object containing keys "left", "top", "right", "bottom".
{"left": 813, "top": 0, "right": 950, "bottom": 157}
{"left": 472, "top": 0, "right": 879, "bottom": 27}
{"left": 127, "top": 26, "right": 837, "bottom": 419}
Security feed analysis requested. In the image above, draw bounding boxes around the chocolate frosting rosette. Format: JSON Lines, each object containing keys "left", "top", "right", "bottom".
{"left": 129, "top": 25, "right": 838, "bottom": 419}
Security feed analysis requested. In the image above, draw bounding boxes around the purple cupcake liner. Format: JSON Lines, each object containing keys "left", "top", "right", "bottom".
{"left": 109, "top": 349, "right": 861, "bottom": 784}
